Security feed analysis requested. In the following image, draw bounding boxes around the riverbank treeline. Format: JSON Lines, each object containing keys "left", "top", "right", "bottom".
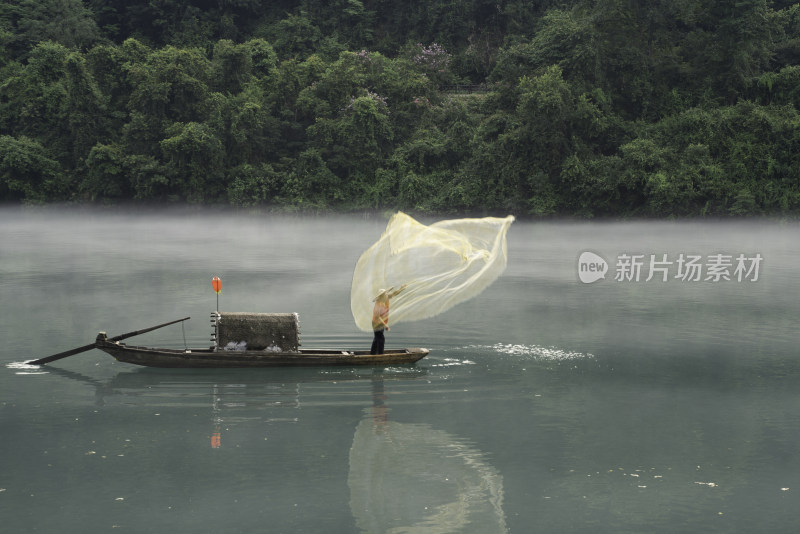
{"left": 1, "top": 1, "right": 800, "bottom": 216}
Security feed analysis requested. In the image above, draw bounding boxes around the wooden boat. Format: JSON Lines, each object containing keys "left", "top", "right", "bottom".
{"left": 30, "top": 313, "right": 429, "bottom": 369}
{"left": 95, "top": 333, "right": 430, "bottom": 368}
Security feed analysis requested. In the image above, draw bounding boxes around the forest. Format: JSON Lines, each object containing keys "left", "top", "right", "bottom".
{"left": 1, "top": 0, "right": 799, "bottom": 217}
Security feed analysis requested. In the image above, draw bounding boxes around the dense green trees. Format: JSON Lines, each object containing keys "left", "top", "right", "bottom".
{"left": 0, "top": 0, "right": 799, "bottom": 216}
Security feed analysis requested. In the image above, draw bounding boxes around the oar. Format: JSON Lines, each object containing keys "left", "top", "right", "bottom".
{"left": 29, "top": 317, "right": 191, "bottom": 366}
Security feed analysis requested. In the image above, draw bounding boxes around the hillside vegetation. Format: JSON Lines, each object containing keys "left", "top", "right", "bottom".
{"left": 1, "top": 0, "right": 800, "bottom": 216}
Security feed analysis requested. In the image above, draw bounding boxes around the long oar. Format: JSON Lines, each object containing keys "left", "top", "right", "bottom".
{"left": 29, "top": 317, "right": 190, "bottom": 366}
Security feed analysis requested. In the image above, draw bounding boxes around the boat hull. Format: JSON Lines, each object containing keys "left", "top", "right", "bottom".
{"left": 96, "top": 338, "right": 429, "bottom": 368}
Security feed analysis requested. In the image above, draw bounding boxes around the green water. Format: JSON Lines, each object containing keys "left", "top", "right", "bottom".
{"left": 1, "top": 208, "right": 798, "bottom": 533}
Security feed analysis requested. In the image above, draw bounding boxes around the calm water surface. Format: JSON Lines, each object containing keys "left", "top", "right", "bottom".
{"left": 1, "top": 208, "right": 798, "bottom": 533}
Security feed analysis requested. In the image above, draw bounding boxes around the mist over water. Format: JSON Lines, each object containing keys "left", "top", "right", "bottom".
{"left": 1, "top": 207, "right": 799, "bottom": 533}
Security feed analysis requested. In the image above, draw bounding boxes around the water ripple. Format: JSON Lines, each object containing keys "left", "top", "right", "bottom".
{"left": 429, "top": 358, "right": 477, "bottom": 368}
{"left": 6, "top": 361, "right": 48, "bottom": 375}
{"left": 474, "top": 343, "right": 594, "bottom": 361}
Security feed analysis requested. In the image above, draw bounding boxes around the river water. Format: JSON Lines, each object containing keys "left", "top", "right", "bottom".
{"left": 1, "top": 208, "right": 798, "bottom": 533}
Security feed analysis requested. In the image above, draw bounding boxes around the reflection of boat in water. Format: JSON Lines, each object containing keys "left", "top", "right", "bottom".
{"left": 45, "top": 366, "right": 431, "bottom": 449}
{"left": 46, "top": 365, "right": 429, "bottom": 406}
{"left": 43, "top": 364, "right": 505, "bottom": 529}
{"left": 349, "top": 418, "right": 508, "bottom": 533}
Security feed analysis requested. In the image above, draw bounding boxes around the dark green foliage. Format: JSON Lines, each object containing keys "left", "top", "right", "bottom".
{"left": 1, "top": 0, "right": 799, "bottom": 216}
{"left": 4, "top": 0, "right": 100, "bottom": 54}
{"left": 0, "top": 135, "right": 64, "bottom": 201}
{"left": 227, "top": 163, "right": 281, "bottom": 207}
{"left": 82, "top": 143, "right": 129, "bottom": 200}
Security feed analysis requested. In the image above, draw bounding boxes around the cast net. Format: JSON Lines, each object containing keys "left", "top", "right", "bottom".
{"left": 351, "top": 212, "right": 515, "bottom": 332}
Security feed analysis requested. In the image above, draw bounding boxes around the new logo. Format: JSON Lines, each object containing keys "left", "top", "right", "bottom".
{"left": 577, "top": 251, "right": 608, "bottom": 284}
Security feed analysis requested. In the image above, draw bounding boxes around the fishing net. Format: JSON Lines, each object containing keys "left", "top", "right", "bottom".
{"left": 351, "top": 212, "right": 515, "bottom": 332}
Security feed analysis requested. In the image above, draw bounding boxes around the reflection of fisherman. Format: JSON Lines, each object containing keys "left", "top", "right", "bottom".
{"left": 370, "top": 369, "right": 388, "bottom": 430}
{"left": 371, "top": 285, "right": 407, "bottom": 355}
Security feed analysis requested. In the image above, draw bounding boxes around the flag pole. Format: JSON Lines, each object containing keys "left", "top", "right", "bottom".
{"left": 212, "top": 276, "right": 222, "bottom": 311}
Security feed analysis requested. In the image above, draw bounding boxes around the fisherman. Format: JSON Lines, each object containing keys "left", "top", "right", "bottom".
{"left": 371, "top": 284, "right": 407, "bottom": 355}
